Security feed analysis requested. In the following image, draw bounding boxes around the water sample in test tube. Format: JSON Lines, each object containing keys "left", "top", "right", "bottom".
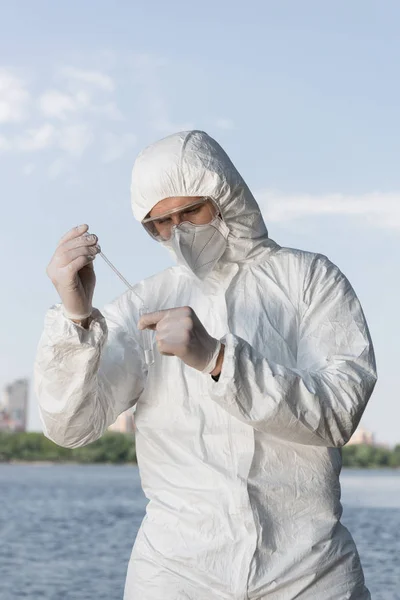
{"left": 98, "top": 251, "right": 155, "bottom": 366}
{"left": 139, "top": 306, "right": 154, "bottom": 367}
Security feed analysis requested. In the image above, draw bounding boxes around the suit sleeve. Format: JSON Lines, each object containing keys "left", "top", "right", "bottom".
{"left": 208, "top": 255, "right": 377, "bottom": 447}
{"left": 34, "top": 293, "right": 145, "bottom": 448}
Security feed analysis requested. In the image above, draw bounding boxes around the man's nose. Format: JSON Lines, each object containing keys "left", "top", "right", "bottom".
{"left": 171, "top": 213, "right": 183, "bottom": 226}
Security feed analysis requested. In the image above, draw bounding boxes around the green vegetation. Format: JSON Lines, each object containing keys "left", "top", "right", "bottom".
{"left": 342, "top": 443, "right": 400, "bottom": 468}
{"left": 0, "top": 431, "right": 136, "bottom": 464}
{"left": 1, "top": 432, "right": 400, "bottom": 468}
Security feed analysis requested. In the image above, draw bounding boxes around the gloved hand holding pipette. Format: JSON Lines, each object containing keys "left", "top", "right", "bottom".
{"left": 46, "top": 222, "right": 155, "bottom": 365}
{"left": 46, "top": 224, "right": 100, "bottom": 322}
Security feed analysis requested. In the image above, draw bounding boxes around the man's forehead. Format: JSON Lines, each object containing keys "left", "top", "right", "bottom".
{"left": 150, "top": 196, "right": 203, "bottom": 217}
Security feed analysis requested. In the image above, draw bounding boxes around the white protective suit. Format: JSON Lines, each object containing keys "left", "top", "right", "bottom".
{"left": 35, "top": 130, "right": 377, "bottom": 600}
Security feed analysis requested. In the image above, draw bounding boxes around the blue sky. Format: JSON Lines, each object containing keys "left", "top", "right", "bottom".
{"left": 0, "top": 1, "right": 399, "bottom": 444}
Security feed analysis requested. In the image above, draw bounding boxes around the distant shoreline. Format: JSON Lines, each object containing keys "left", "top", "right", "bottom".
{"left": 0, "top": 460, "right": 137, "bottom": 467}
{"left": 1, "top": 460, "right": 399, "bottom": 470}
{"left": 2, "top": 460, "right": 137, "bottom": 466}
{"left": 1, "top": 431, "right": 399, "bottom": 468}
{"left": 0, "top": 431, "right": 137, "bottom": 464}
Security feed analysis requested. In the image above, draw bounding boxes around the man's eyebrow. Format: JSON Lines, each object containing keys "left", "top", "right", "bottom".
{"left": 149, "top": 200, "right": 205, "bottom": 220}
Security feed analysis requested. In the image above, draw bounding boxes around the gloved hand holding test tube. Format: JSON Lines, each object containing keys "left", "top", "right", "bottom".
{"left": 98, "top": 251, "right": 155, "bottom": 366}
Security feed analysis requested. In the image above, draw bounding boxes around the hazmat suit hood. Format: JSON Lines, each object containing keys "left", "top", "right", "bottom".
{"left": 130, "top": 130, "right": 276, "bottom": 268}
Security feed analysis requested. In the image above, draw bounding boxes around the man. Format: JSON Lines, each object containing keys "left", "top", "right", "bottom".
{"left": 35, "top": 130, "right": 377, "bottom": 599}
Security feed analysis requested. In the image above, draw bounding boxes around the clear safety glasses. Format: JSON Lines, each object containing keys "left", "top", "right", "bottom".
{"left": 142, "top": 197, "right": 218, "bottom": 241}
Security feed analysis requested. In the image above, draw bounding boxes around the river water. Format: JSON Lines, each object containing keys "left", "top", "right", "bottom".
{"left": 1, "top": 465, "right": 399, "bottom": 599}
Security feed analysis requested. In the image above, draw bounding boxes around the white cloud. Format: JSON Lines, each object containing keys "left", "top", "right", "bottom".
{"left": 39, "top": 87, "right": 122, "bottom": 122}
{"left": 101, "top": 132, "right": 137, "bottom": 163}
{"left": 257, "top": 190, "right": 400, "bottom": 231}
{"left": 38, "top": 90, "right": 82, "bottom": 119}
{"left": 0, "top": 65, "right": 124, "bottom": 174}
{"left": 60, "top": 66, "right": 115, "bottom": 92}
{"left": 0, "top": 122, "right": 93, "bottom": 158}
{"left": 15, "top": 123, "right": 55, "bottom": 151}
{"left": 0, "top": 69, "right": 30, "bottom": 123}
{"left": 215, "top": 118, "right": 234, "bottom": 130}
{"left": 58, "top": 124, "right": 93, "bottom": 157}
{"left": 22, "top": 163, "right": 35, "bottom": 176}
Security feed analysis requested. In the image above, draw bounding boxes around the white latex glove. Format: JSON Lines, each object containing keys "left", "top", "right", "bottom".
{"left": 138, "top": 306, "right": 222, "bottom": 374}
{"left": 46, "top": 224, "right": 101, "bottom": 320}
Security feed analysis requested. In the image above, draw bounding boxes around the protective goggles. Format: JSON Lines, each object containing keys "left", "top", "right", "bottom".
{"left": 142, "top": 197, "right": 218, "bottom": 241}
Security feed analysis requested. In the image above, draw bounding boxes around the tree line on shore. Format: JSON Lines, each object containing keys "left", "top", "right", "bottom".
{"left": 1, "top": 431, "right": 400, "bottom": 467}
{"left": 0, "top": 431, "right": 137, "bottom": 464}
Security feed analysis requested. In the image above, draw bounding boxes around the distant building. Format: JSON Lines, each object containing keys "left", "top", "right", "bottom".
{"left": 347, "top": 425, "right": 374, "bottom": 446}
{"left": 108, "top": 409, "right": 135, "bottom": 434}
{"left": 0, "top": 378, "right": 29, "bottom": 432}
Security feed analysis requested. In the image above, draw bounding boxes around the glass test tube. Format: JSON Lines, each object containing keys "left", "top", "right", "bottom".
{"left": 139, "top": 305, "right": 155, "bottom": 367}
{"left": 98, "top": 251, "right": 155, "bottom": 366}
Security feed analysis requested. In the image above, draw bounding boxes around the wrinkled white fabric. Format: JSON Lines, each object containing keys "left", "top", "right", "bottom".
{"left": 162, "top": 215, "right": 230, "bottom": 280}
{"left": 35, "top": 130, "right": 377, "bottom": 599}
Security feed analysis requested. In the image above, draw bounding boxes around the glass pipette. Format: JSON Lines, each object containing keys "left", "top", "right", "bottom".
{"left": 98, "top": 251, "right": 155, "bottom": 366}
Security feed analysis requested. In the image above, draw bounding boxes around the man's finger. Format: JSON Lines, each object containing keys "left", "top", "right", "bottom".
{"left": 59, "top": 224, "right": 89, "bottom": 245}
{"left": 138, "top": 310, "right": 170, "bottom": 331}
